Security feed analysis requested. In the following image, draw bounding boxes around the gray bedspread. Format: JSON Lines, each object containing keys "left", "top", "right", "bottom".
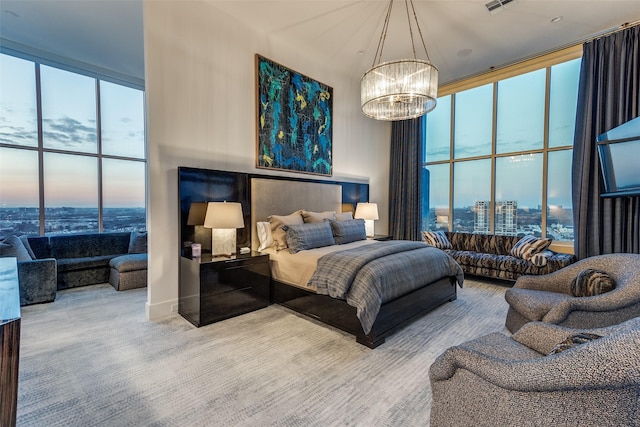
{"left": 308, "top": 241, "right": 464, "bottom": 334}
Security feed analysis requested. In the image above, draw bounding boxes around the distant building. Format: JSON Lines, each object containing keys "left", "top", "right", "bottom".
{"left": 495, "top": 200, "right": 517, "bottom": 236}
{"left": 473, "top": 200, "right": 518, "bottom": 235}
{"left": 474, "top": 201, "right": 490, "bottom": 233}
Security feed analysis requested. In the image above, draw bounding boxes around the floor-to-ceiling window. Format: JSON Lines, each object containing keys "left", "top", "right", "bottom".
{"left": 0, "top": 53, "right": 146, "bottom": 236}
{"left": 424, "top": 52, "right": 581, "bottom": 243}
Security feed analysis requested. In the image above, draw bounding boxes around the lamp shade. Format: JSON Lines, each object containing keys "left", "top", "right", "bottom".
{"left": 203, "top": 202, "right": 244, "bottom": 229}
{"left": 361, "top": 59, "right": 438, "bottom": 121}
{"left": 186, "top": 202, "right": 208, "bottom": 225}
{"left": 354, "top": 202, "right": 379, "bottom": 220}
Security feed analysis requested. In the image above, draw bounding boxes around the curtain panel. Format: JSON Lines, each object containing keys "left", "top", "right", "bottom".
{"left": 389, "top": 117, "right": 424, "bottom": 241}
{"left": 572, "top": 25, "right": 640, "bottom": 259}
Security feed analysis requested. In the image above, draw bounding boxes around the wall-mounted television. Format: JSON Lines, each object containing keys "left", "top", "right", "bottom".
{"left": 597, "top": 115, "right": 640, "bottom": 198}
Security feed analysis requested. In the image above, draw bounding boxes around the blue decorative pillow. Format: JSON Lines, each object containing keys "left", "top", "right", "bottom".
{"left": 329, "top": 219, "right": 366, "bottom": 245}
{"left": 283, "top": 221, "right": 335, "bottom": 254}
{"left": 421, "top": 231, "right": 452, "bottom": 249}
{"left": 128, "top": 231, "right": 148, "bottom": 254}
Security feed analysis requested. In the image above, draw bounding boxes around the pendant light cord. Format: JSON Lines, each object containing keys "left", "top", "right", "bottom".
{"left": 371, "top": 0, "right": 432, "bottom": 67}
{"left": 372, "top": 0, "right": 394, "bottom": 67}
{"left": 408, "top": 0, "right": 431, "bottom": 62}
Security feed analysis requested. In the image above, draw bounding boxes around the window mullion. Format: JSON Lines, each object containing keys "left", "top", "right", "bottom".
{"left": 96, "top": 80, "right": 104, "bottom": 232}
{"left": 35, "top": 63, "right": 45, "bottom": 236}
{"left": 490, "top": 82, "right": 498, "bottom": 235}
{"left": 541, "top": 67, "right": 551, "bottom": 238}
{"left": 448, "top": 94, "right": 455, "bottom": 232}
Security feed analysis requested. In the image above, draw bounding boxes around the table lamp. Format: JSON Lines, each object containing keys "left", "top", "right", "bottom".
{"left": 203, "top": 201, "right": 245, "bottom": 256}
{"left": 354, "top": 202, "right": 379, "bottom": 238}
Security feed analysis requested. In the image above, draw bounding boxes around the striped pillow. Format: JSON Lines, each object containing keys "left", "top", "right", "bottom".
{"left": 570, "top": 269, "right": 616, "bottom": 297}
{"left": 421, "top": 231, "right": 452, "bottom": 249}
{"left": 547, "top": 333, "right": 602, "bottom": 355}
{"left": 282, "top": 221, "right": 335, "bottom": 254}
{"left": 509, "top": 235, "right": 552, "bottom": 261}
{"left": 530, "top": 251, "right": 550, "bottom": 267}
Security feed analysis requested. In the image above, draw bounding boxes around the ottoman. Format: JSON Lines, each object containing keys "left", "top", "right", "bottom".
{"left": 109, "top": 253, "right": 147, "bottom": 291}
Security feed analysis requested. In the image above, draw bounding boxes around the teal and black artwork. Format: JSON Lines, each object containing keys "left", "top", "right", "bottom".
{"left": 256, "top": 55, "right": 332, "bottom": 176}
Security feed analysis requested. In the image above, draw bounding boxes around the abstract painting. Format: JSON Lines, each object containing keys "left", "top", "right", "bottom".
{"left": 256, "top": 55, "right": 333, "bottom": 176}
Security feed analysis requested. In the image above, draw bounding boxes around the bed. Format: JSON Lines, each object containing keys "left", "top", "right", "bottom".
{"left": 251, "top": 178, "right": 464, "bottom": 348}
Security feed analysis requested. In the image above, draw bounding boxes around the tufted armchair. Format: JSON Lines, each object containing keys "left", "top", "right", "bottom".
{"left": 505, "top": 253, "right": 640, "bottom": 333}
{"left": 429, "top": 318, "right": 640, "bottom": 427}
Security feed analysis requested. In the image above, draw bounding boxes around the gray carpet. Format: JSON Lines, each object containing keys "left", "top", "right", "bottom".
{"left": 17, "top": 278, "right": 509, "bottom": 426}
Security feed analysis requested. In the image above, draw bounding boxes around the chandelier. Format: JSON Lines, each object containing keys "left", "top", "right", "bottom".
{"left": 361, "top": 0, "right": 438, "bottom": 121}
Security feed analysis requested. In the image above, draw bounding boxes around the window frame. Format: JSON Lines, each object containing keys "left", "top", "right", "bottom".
{"left": 0, "top": 52, "right": 147, "bottom": 236}
{"left": 424, "top": 46, "right": 582, "bottom": 253}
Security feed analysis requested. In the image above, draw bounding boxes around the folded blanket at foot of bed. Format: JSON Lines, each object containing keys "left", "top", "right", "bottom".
{"left": 308, "top": 241, "right": 464, "bottom": 334}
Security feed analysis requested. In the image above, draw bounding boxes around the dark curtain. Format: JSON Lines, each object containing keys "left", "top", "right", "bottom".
{"left": 572, "top": 25, "right": 640, "bottom": 259}
{"left": 389, "top": 117, "right": 424, "bottom": 241}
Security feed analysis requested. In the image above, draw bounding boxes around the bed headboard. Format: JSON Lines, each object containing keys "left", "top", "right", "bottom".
{"left": 178, "top": 167, "right": 368, "bottom": 255}
{"left": 251, "top": 178, "right": 342, "bottom": 250}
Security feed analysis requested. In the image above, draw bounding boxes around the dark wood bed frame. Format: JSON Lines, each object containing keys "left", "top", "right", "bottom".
{"left": 272, "top": 276, "right": 458, "bottom": 348}
{"left": 178, "top": 167, "right": 460, "bottom": 348}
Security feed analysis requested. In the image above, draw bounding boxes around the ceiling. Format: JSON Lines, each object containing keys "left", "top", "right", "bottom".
{"left": 1, "top": 0, "right": 639, "bottom": 86}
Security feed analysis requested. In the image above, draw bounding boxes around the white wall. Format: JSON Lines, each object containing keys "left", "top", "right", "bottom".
{"left": 143, "top": 1, "right": 390, "bottom": 320}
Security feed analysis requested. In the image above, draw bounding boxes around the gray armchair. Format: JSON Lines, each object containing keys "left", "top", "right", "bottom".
{"left": 429, "top": 318, "right": 640, "bottom": 427}
{"left": 505, "top": 253, "right": 640, "bottom": 333}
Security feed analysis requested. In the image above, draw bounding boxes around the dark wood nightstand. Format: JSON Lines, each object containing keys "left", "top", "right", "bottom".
{"left": 370, "top": 234, "right": 392, "bottom": 241}
{"left": 179, "top": 252, "right": 271, "bottom": 327}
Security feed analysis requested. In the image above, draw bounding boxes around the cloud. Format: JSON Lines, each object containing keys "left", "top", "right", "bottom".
{"left": 42, "top": 116, "right": 96, "bottom": 149}
{"left": 0, "top": 125, "right": 37, "bottom": 146}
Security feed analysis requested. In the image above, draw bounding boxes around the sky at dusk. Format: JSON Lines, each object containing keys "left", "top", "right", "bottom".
{"left": 425, "top": 58, "right": 581, "bottom": 209}
{"left": 0, "top": 53, "right": 145, "bottom": 209}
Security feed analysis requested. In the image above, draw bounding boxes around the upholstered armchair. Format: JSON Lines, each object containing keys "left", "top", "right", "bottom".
{"left": 504, "top": 253, "right": 640, "bottom": 333}
{"left": 429, "top": 318, "right": 640, "bottom": 427}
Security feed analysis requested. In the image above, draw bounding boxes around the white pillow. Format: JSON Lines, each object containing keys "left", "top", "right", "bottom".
{"left": 256, "top": 221, "right": 273, "bottom": 251}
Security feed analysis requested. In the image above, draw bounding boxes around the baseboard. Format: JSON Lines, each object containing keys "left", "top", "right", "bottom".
{"left": 145, "top": 298, "right": 178, "bottom": 321}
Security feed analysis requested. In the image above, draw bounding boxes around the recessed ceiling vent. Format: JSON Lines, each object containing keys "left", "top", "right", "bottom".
{"left": 485, "top": 0, "right": 516, "bottom": 14}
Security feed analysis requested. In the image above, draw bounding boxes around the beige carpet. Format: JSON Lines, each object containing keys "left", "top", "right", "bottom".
{"left": 17, "top": 278, "right": 510, "bottom": 426}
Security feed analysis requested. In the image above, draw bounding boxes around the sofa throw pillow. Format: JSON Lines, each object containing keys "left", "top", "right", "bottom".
{"left": 509, "top": 235, "right": 552, "bottom": 261}
{"left": 18, "top": 235, "right": 37, "bottom": 259}
{"left": 421, "top": 231, "right": 452, "bottom": 249}
{"left": 570, "top": 269, "right": 616, "bottom": 297}
{"left": 329, "top": 219, "right": 366, "bottom": 245}
{"left": 283, "top": 221, "right": 335, "bottom": 254}
{"left": 530, "top": 251, "right": 551, "bottom": 267}
{"left": 128, "top": 231, "right": 148, "bottom": 254}
{"left": 0, "top": 235, "right": 33, "bottom": 262}
{"left": 269, "top": 211, "right": 304, "bottom": 251}
{"left": 547, "top": 333, "right": 602, "bottom": 355}
{"left": 301, "top": 210, "right": 336, "bottom": 223}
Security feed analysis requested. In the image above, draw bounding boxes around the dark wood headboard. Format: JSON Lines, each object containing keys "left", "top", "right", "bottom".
{"left": 178, "top": 167, "right": 369, "bottom": 255}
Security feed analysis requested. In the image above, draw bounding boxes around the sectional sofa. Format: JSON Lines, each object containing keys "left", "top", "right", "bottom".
{"left": 1, "top": 231, "right": 147, "bottom": 306}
